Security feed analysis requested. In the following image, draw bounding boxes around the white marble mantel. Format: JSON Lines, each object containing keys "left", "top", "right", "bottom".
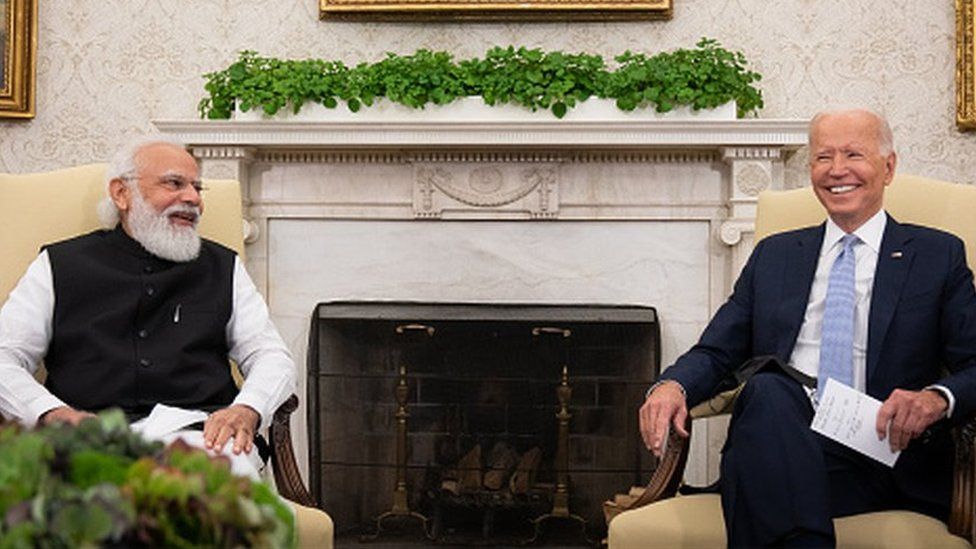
{"left": 154, "top": 118, "right": 806, "bottom": 148}
{"left": 156, "top": 117, "right": 808, "bottom": 284}
{"left": 154, "top": 116, "right": 808, "bottom": 487}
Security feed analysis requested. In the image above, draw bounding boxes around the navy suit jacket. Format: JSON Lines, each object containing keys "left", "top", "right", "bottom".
{"left": 661, "top": 215, "right": 976, "bottom": 511}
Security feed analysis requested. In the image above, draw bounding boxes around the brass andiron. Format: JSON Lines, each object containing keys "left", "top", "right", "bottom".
{"left": 527, "top": 327, "right": 591, "bottom": 545}
{"left": 365, "top": 323, "right": 435, "bottom": 541}
{"left": 553, "top": 364, "right": 574, "bottom": 516}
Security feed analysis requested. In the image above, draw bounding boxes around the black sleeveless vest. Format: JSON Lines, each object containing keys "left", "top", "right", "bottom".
{"left": 43, "top": 227, "right": 238, "bottom": 419}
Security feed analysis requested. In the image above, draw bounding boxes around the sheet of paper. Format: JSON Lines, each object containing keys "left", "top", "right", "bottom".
{"left": 130, "top": 404, "right": 208, "bottom": 441}
{"left": 811, "top": 378, "right": 900, "bottom": 467}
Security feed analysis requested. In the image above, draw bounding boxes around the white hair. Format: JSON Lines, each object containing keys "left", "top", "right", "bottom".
{"left": 808, "top": 108, "right": 895, "bottom": 156}
{"left": 97, "top": 134, "right": 190, "bottom": 228}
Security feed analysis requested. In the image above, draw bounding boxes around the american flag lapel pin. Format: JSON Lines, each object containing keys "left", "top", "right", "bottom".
{"left": 891, "top": 251, "right": 903, "bottom": 259}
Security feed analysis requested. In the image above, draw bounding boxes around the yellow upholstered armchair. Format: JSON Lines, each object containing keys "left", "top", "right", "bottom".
{"left": 606, "top": 174, "right": 976, "bottom": 548}
{"left": 0, "top": 164, "right": 333, "bottom": 548}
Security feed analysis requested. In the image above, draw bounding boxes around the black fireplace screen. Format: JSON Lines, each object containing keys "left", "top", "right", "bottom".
{"left": 306, "top": 301, "right": 660, "bottom": 542}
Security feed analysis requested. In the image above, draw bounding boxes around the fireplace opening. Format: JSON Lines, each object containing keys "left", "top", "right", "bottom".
{"left": 307, "top": 302, "right": 659, "bottom": 545}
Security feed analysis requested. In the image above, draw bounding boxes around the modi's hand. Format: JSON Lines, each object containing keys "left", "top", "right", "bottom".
{"left": 639, "top": 380, "right": 690, "bottom": 458}
{"left": 876, "top": 388, "right": 948, "bottom": 452}
{"left": 39, "top": 406, "right": 96, "bottom": 426}
{"left": 204, "top": 404, "right": 260, "bottom": 455}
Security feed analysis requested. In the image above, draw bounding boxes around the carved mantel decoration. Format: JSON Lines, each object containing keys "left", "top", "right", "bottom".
{"left": 414, "top": 158, "right": 559, "bottom": 219}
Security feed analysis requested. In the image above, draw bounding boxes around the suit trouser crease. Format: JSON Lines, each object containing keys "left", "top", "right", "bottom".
{"left": 720, "top": 372, "right": 835, "bottom": 547}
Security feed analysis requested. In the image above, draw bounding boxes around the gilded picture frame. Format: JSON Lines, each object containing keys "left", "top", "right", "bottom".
{"left": 0, "top": 0, "right": 36, "bottom": 119}
{"left": 320, "top": 0, "right": 671, "bottom": 21}
{"left": 958, "top": 0, "right": 975, "bottom": 130}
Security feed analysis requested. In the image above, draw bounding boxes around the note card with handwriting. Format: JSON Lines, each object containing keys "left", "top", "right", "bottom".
{"left": 811, "top": 378, "right": 900, "bottom": 467}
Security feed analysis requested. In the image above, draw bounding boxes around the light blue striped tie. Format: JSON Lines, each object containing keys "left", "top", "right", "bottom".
{"left": 818, "top": 234, "right": 859, "bottom": 396}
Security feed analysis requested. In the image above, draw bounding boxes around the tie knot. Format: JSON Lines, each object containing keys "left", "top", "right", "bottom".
{"left": 840, "top": 234, "right": 859, "bottom": 251}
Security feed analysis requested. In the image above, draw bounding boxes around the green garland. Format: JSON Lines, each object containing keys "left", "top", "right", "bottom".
{"left": 199, "top": 38, "right": 763, "bottom": 120}
{"left": 0, "top": 411, "right": 294, "bottom": 548}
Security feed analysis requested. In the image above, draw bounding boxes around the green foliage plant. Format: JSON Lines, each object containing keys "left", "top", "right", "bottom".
{"left": 353, "top": 49, "right": 467, "bottom": 111}
{"left": 201, "top": 51, "right": 351, "bottom": 119}
{"left": 606, "top": 38, "right": 763, "bottom": 117}
{"left": 458, "top": 46, "right": 608, "bottom": 118}
{"left": 199, "top": 38, "right": 763, "bottom": 120}
{"left": 0, "top": 411, "right": 294, "bottom": 548}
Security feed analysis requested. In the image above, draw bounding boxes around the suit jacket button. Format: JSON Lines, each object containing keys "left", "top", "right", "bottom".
{"left": 145, "top": 286, "right": 155, "bottom": 297}
{"left": 139, "top": 358, "right": 152, "bottom": 368}
{"left": 138, "top": 329, "right": 149, "bottom": 339}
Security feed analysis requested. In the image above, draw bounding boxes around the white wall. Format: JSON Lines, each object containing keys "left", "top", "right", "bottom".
{"left": 0, "top": 0, "right": 974, "bottom": 185}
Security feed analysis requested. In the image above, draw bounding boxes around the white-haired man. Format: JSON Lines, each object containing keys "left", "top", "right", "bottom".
{"left": 638, "top": 109, "right": 976, "bottom": 546}
{"left": 0, "top": 136, "right": 295, "bottom": 477}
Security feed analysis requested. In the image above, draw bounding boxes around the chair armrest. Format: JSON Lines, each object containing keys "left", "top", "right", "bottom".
{"left": 635, "top": 415, "right": 694, "bottom": 506}
{"left": 270, "top": 394, "right": 317, "bottom": 507}
{"left": 611, "top": 383, "right": 738, "bottom": 514}
{"left": 603, "top": 415, "right": 693, "bottom": 525}
{"left": 949, "top": 417, "right": 976, "bottom": 542}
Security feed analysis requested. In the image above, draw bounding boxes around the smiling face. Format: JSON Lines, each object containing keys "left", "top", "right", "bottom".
{"left": 808, "top": 110, "right": 897, "bottom": 233}
{"left": 113, "top": 142, "right": 204, "bottom": 227}
{"left": 109, "top": 142, "right": 206, "bottom": 262}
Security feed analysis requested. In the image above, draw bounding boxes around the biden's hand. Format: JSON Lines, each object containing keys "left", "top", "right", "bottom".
{"left": 876, "top": 388, "right": 947, "bottom": 452}
{"left": 639, "top": 381, "right": 690, "bottom": 458}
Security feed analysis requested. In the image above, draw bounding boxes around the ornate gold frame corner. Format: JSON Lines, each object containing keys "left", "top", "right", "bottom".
{"left": 0, "top": 0, "right": 36, "bottom": 119}
{"left": 958, "top": 0, "right": 975, "bottom": 130}
{"left": 319, "top": 0, "right": 671, "bottom": 21}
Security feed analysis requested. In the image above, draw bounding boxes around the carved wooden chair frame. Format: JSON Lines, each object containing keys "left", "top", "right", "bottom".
{"left": 270, "top": 394, "right": 316, "bottom": 506}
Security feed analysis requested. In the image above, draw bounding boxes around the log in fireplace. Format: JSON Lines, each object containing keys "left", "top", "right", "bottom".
{"left": 307, "top": 301, "right": 659, "bottom": 544}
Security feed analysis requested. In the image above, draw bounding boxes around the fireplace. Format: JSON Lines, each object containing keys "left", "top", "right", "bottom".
{"left": 307, "top": 301, "right": 659, "bottom": 542}
{"left": 155, "top": 115, "right": 806, "bottom": 509}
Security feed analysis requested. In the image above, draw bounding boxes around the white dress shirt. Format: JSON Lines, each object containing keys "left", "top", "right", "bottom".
{"left": 789, "top": 209, "right": 885, "bottom": 393}
{"left": 0, "top": 251, "right": 296, "bottom": 430}
{"left": 788, "top": 209, "right": 955, "bottom": 414}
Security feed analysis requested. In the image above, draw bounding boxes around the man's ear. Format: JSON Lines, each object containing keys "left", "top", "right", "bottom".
{"left": 109, "top": 178, "right": 131, "bottom": 213}
{"left": 884, "top": 152, "right": 897, "bottom": 186}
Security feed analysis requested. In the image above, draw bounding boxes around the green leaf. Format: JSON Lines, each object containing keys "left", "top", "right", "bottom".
{"left": 69, "top": 450, "right": 131, "bottom": 488}
{"left": 50, "top": 501, "right": 115, "bottom": 544}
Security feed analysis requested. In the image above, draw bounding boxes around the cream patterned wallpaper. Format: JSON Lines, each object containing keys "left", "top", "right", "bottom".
{"left": 0, "top": 0, "right": 974, "bottom": 186}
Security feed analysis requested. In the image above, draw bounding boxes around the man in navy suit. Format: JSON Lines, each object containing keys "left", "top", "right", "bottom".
{"left": 639, "top": 109, "right": 976, "bottom": 547}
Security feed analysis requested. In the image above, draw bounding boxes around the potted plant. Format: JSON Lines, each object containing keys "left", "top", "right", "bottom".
{"left": 0, "top": 411, "right": 294, "bottom": 547}
{"left": 198, "top": 38, "right": 763, "bottom": 120}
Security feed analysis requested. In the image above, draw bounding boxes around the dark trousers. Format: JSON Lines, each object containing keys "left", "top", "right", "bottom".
{"left": 719, "top": 372, "right": 910, "bottom": 548}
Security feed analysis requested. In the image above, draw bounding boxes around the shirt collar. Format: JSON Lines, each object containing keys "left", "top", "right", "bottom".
{"left": 823, "top": 209, "right": 887, "bottom": 255}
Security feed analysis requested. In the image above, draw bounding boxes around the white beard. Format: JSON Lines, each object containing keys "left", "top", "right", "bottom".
{"left": 126, "top": 187, "right": 202, "bottom": 263}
